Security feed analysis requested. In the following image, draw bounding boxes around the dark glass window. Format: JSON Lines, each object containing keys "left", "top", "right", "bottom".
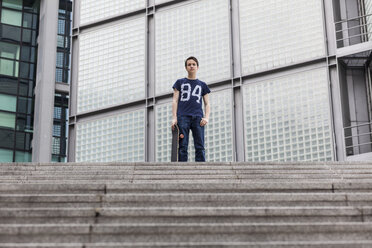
{"left": 0, "top": 129, "right": 15, "bottom": 149}
{"left": 52, "top": 93, "right": 68, "bottom": 162}
{"left": 0, "top": 0, "right": 40, "bottom": 162}
{"left": 15, "top": 132, "right": 31, "bottom": 150}
{"left": 0, "top": 76, "right": 18, "bottom": 95}
{"left": 0, "top": 23, "right": 21, "bottom": 42}
{"left": 56, "top": 0, "right": 72, "bottom": 84}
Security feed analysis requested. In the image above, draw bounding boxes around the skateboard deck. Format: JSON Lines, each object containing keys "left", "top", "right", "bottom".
{"left": 171, "top": 124, "right": 180, "bottom": 162}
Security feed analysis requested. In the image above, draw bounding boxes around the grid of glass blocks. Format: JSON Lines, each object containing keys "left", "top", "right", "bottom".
{"left": 79, "top": 0, "right": 145, "bottom": 25}
{"left": 56, "top": 0, "right": 72, "bottom": 84}
{"left": 78, "top": 17, "right": 146, "bottom": 113}
{"left": 243, "top": 67, "right": 333, "bottom": 162}
{"left": 155, "top": 89, "right": 233, "bottom": 162}
{"left": 154, "top": 102, "right": 172, "bottom": 161}
{"left": 239, "top": 0, "right": 326, "bottom": 75}
{"left": 155, "top": 0, "right": 171, "bottom": 4}
{"left": 366, "top": 0, "right": 372, "bottom": 40}
{"left": 76, "top": 109, "right": 145, "bottom": 162}
{"left": 155, "top": 0, "right": 231, "bottom": 95}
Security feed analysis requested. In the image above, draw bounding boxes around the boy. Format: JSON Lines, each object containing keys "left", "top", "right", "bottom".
{"left": 171, "top": 56, "right": 210, "bottom": 162}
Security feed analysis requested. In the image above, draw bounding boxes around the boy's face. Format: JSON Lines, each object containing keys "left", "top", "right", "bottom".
{"left": 185, "top": 59, "right": 198, "bottom": 73}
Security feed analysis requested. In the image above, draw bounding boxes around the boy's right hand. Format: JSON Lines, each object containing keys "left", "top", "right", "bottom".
{"left": 171, "top": 118, "right": 177, "bottom": 130}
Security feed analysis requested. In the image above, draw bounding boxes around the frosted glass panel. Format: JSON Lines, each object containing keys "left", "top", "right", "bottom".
{"left": 155, "top": 0, "right": 170, "bottom": 4}
{"left": 243, "top": 68, "right": 333, "bottom": 162}
{"left": 80, "top": 0, "right": 145, "bottom": 25}
{"left": 0, "top": 149, "right": 13, "bottom": 162}
{"left": 78, "top": 17, "right": 145, "bottom": 113}
{"left": 76, "top": 109, "right": 145, "bottom": 162}
{"left": 155, "top": 89, "right": 233, "bottom": 162}
{"left": 194, "top": 89, "right": 234, "bottom": 162}
{"left": 239, "top": 0, "right": 325, "bottom": 74}
{"left": 0, "top": 94, "right": 16, "bottom": 112}
{"left": 154, "top": 103, "right": 172, "bottom": 162}
{"left": 15, "top": 151, "right": 32, "bottom": 162}
{"left": 155, "top": 0, "right": 231, "bottom": 95}
{"left": 366, "top": 0, "right": 372, "bottom": 40}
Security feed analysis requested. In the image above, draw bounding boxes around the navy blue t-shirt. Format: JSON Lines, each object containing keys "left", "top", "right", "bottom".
{"left": 172, "top": 78, "right": 211, "bottom": 117}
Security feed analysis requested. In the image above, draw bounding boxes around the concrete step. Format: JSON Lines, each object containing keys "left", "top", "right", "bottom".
{"left": 1, "top": 192, "right": 372, "bottom": 208}
{"left": 1, "top": 222, "right": 372, "bottom": 243}
{"left": 0, "top": 206, "right": 370, "bottom": 224}
{"left": 2, "top": 181, "right": 372, "bottom": 193}
{"left": 2, "top": 241, "right": 372, "bottom": 247}
{"left": 1, "top": 162, "right": 372, "bottom": 246}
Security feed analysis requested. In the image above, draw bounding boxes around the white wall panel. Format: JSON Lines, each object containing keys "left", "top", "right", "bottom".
{"left": 243, "top": 68, "right": 333, "bottom": 162}
{"left": 76, "top": 109, "right": 145, "bottom": 162}
{"left": 155, "top": 89, "right": 233, "bottom": 162}
{"left": 155, "top": 0, "right": 231, "bottom": 95}
{"left": 80, "top": 0, "right": 145, "bottom": 25}
{"left": 78, "top": 17, "right": 145, "bottom": 113}
{"left": 239, "top": 0, "right": 326, "bottom": 74}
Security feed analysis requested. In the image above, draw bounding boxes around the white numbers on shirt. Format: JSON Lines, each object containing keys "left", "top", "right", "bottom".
{"left": 180, "top": 83, "right": 202, "bottom": 103}
{"left": 192, "top": 85, "right": 202, "bottom": 103}
{"left": 180, "top": 83, "right": 191, "bottom": 101}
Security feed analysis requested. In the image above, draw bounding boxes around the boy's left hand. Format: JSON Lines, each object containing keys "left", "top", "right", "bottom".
{"left": 200, "top": 118, "right": 208, "bottom": 126}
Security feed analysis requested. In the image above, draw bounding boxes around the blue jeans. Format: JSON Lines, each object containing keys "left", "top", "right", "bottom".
{"left": 178, "top": 116, "right": 206, "bottom": 162}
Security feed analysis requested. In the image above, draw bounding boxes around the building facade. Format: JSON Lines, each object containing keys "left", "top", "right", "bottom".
{"left": 2, "top": 0, "right": 371, "bottom": 163}
{"left": 68, "top": 0, "right": 372, "bottom": 163}
{"left": 0, "top": 0, "right": 71, "bottom": 162}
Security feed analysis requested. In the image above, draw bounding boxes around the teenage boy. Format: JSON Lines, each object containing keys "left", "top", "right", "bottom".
{"left": 171, "top": 56, "right": 211, "bottom": 162}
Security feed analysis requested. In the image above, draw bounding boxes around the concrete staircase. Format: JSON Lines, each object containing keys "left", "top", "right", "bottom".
{"left": 1, "top": 162, "right": 372, "bottom": 247}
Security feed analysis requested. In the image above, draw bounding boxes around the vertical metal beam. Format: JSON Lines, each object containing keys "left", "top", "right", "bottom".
{"left": 322, "top": 0, "right": 347, "bottom": 161}
{"left": 32, "top": 0, "right": 59, "bottom": 162}
{"left": 67, "top": 0, "right": 80, "bottom": 162}
{"left": 146, "top": 3, "right": 156, "bottom": 162}
{"left": 230, "top": 0, "right": 245, "bottom": 161}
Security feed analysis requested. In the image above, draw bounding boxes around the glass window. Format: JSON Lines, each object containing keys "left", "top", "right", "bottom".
{"left": 0, "top": 24, "right": 21, "bottom": 42}
{"left": 24, "top": 0, "right": 40, "bottom": 13}
{"left": 19, "top": 80, "right": 34, "bottom": 97}
{"left": 23, "top": 12, "right": 33, "bottom": 28}
{"left": 19, "top": 46, "right": 35, "bottom": 65}
{"left": 17, "top": 97, "right": 33, "bottom": 114}
{"left": 0, "top": 59, "right": 19, "bottom": 77}
{"left": 15, "top": 151, "right": 32, "bottom": 162}
{"left": 15, "top": 132, "right": 31, "bottom": 150}
{"left": 57, "top": 35, "right": 64, "bottom": 47}
{"left": 0, "top": 76, "right": 18, "bottom": 95}
{"left": 1, "top": 9, "right": 22, "bottom": 26}
{"left": 56, "top": 52, "right": 64, "bottom": 67}
{"left": 0, "top": 112, "right": 16, "bottom": 129}
{"left": 2, "top": 0, "right": 23, "bottom": 10}
{"left": 0, "top": 129, "right": 15, "bottom": 148}
{"left": 0, "top": 148, "right": 13, "bottom": 162}
{"left": 0, "top": 94, "right": 17, "bottom": 112}
{"left": 16, "top": 114, "right": 33, "bottom": 132}
{"left": 20, "top": 62, "right": 34, "bottom": 79}
{"left": 0, "top": 42, "right": 20, "bottom": 60}
{"left": 22, "top": 29, "right": 32, "bottom": 44}
{"left": 58, "top": 19, "right": 65, "bottom": 35}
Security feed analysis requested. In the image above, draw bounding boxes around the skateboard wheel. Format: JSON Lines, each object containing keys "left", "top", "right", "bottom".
{"left": 179, "top": 134, "right": 184, "bottom": 139}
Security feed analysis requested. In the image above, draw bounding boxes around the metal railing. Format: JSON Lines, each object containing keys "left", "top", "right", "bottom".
{"left": 335, "top": 13, "right": 372, "bottom": 48}
{"left": 344, "top": 122, "right": 372, "bottom": 156}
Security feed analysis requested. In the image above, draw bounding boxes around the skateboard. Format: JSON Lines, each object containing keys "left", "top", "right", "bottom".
{"left": 171, "top": 124, "right": 180, "bottom": 162}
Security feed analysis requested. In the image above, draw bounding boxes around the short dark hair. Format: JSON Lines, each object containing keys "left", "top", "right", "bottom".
{"left": 185, "top": 56, "right": 199, "bottom": 67}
